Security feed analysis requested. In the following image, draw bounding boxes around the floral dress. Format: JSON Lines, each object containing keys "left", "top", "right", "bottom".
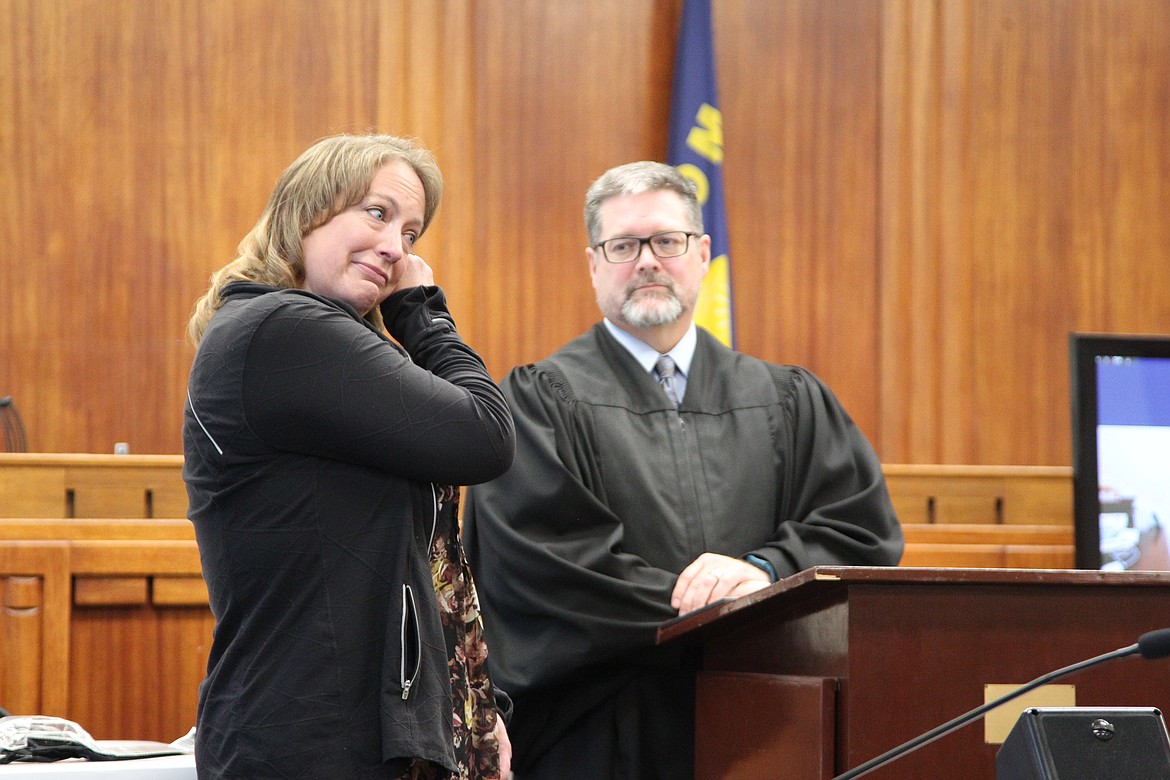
{"left": 404, "top": 485, "right": 503, "bottom": 779}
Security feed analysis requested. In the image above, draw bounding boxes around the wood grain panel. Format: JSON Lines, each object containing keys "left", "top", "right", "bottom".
{"left": 0, "top": 453, "right": 187, "bottom": 517}
{"left": 152, "top": 575, "right": 209, "bottom": 606}
{"left": 717, "top": 0, "right": 882, "bottom": 440}
{"left": 901, "top": 523, "right": 1073, "bottom": 545}
{"left": 0, "top": 518, "right": 194, "bottom": 539}
{"left": 380, "top": 1, "right": 481, "bottom": 348}
{"left": 1, "top": 574, "right": 46, "bottom": 716}
{"left": 899, "top": 543, "right": 1076, "bottom": 569}
{"left": 0, "top": 538, "right": 210, "bottom": 741}
{"left": 2, "top": 0, "right": 1169, "bottom": 467}
{"left": 467, "top": 0, "right": 683, "bottom": 379}
{"left": 69, "top": 540, "right": 203, "bottom": 575}
{"left": 66, "top": 464, "right": 188, "bottom": 518}
{"left": 2, "top": 0, "right": 391, "bottom": 455}
{"left": 0, "top": 543, "right": 72, "bottom": 716}
{"left": 0, "top": 455, "right": 1075, "bottom": 530}
{"left": 879, "top": 463, "right": 1073, "bottom": 524}
{"left": 696, "top": 672, "right": 836, "bottom": 779}
{"left": 879, "top": 0, "right": 1170, "bottom": 464}
{"left": 73, "top": 575, "right": 149, "bottom": 606}
{"left": 0, "top": 466, "right": 68, "bottom": 516}
{"left": 69, "top": 602, "right": 212, "bottom": 741}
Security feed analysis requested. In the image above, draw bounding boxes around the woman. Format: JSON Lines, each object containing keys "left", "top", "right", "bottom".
{"left": 183, "top": 133, "right": 514, "bottom": 779}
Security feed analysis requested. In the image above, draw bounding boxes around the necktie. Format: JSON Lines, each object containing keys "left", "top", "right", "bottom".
{"left": 655, "top": 355, "right": 680, "bottom": 408}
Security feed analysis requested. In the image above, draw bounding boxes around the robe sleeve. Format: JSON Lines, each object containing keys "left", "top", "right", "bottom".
{"left": 463, "top": 364, "right": 682, "bottom": 694}
{"left": 745, "top": 365, "right": 904, "bottom": 577}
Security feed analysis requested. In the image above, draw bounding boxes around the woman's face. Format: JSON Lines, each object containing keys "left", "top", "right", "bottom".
{"left": 300, "top": 159, "right": 426, "bottom": 315}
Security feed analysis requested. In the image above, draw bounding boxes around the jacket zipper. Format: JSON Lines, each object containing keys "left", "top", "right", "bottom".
{"left": 400, "top": 584, "right": 421, "bottom": 700}
{"left": 428, "top": 483, "right": 440, "bottom": 551}
{"left": 401, "top": 486, "right": 439, "bottom": 701}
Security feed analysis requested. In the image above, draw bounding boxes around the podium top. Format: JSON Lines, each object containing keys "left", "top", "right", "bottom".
{"left": 656, "top": 565, "right": 1170, "bottom": 645}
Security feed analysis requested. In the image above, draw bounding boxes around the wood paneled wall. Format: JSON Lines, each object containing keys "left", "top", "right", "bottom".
{"left": 878, "top": 0, "right": 1170, "bottom": 464}
{"left": 2, "top": 0, "right": 1168, "bottom": 463}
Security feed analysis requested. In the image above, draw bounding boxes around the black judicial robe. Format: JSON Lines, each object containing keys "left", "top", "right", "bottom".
{"left": 463, "top": 324, "right": 903, "bottom": 778}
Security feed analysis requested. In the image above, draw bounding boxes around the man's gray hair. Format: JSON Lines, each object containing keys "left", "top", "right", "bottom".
{"left": 584, "top": 161, "right": 704, "bottom": 245}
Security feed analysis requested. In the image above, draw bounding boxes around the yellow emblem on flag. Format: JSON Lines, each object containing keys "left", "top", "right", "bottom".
{"left": 695, "top": 253, "right": 732, "bottom": 347}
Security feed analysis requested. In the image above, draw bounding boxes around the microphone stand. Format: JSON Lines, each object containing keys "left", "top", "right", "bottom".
{"left": 832, "top": 642, "right": 1141, "bottom": 780}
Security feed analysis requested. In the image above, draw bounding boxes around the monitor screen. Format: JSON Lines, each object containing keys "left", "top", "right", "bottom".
{"left": 1070, "top": 333, "right": 1170, "bottom": 571}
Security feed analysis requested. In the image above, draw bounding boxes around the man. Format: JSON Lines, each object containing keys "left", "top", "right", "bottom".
{"left": 463, "top": 161, "right": 902, "bottom": 779}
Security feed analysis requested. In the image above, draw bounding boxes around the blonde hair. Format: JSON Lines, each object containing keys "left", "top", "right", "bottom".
{"left": 188, "top": 133, "right": 442, "bottom": 344}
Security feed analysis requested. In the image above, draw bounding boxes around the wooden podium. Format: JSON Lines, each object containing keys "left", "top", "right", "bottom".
{"left": 657, "top": 566, "right": 1170, "bottom": 779}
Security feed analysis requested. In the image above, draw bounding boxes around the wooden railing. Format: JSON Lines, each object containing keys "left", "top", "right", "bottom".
{"left": 0, "top": 454, "right": 1079, "bottom": 742}
{"left": 0, "top": 455, "right": 1074, "bottom": 526}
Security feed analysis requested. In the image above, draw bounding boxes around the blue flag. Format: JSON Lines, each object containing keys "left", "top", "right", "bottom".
{"left": 668, "top": 0, "right": 735, "bottom": 348}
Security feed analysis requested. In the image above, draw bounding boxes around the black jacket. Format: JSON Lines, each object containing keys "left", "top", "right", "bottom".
{"left": 184, "top": 282, "right": 513, "bottom": 778}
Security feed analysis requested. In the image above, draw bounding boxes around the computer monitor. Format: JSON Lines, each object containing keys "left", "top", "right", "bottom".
{"left": 1070, "top": 333, "right": 1170, "bottom": 571}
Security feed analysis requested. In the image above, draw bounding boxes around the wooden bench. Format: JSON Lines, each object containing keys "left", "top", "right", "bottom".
{"left": 900, "top": 522, "right": 1076, "bottom": 569}
{"left": 901, "top": 523, "right": 1073, "bottom": 546}
{"left": 0, "top": 453, "right": 187, "bottom": 518}
{"left": 883, "top": 464, "right": 1072, "bottom": 525}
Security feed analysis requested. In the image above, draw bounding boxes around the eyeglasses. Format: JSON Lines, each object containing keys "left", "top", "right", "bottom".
{"left": 594, "top": 231, "right": 699, "bottom": 264}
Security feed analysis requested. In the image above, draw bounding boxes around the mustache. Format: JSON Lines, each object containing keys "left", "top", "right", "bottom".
{"left": 625, "top": 272, "right": 676, "bottom": 296}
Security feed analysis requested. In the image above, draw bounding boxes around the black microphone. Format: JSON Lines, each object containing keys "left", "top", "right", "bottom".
{"left": 1138, "top": 627, "right": 1170, "bottom": 660}
{"left": 832, "top": 627, "right": 1170, "bottom": 780}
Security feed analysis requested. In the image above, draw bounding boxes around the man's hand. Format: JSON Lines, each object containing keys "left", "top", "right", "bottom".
{"left": 671, "top": 552, "right": 771, "bottom": 615}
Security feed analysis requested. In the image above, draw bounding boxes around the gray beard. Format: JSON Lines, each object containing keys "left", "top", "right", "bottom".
{"left": 621, "top": 291, "right": 684, "bottom": 328}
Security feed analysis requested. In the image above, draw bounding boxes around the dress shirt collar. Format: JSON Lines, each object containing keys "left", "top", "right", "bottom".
{"left": 602, "top": 319, "right": 697, "bottom": 380}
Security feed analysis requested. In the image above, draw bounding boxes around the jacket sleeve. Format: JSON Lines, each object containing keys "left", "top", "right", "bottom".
{"left": 241, "top": 287, "right": 514, "bottom": 486}
{"left": 745, "top": 365, "right": 904, "bottom": 577}
{"left": 463, "top": 365, "right": 681, "bottom": 695}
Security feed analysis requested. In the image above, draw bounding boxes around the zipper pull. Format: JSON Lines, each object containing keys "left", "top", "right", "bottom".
{"left": 401, "top": 678, "right": 414, "bottom": 700}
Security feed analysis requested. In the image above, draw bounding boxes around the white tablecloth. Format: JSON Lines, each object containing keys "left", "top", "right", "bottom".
{"left": 0, "top": 754, "right": 195, "bottom": 777}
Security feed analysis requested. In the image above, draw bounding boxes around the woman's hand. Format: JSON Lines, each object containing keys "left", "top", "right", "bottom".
{"left": 494, "top": 715, "right": 512, "bottom": 779}
{"left": 391, "top": 253, "right": 435, "bottom": 293}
